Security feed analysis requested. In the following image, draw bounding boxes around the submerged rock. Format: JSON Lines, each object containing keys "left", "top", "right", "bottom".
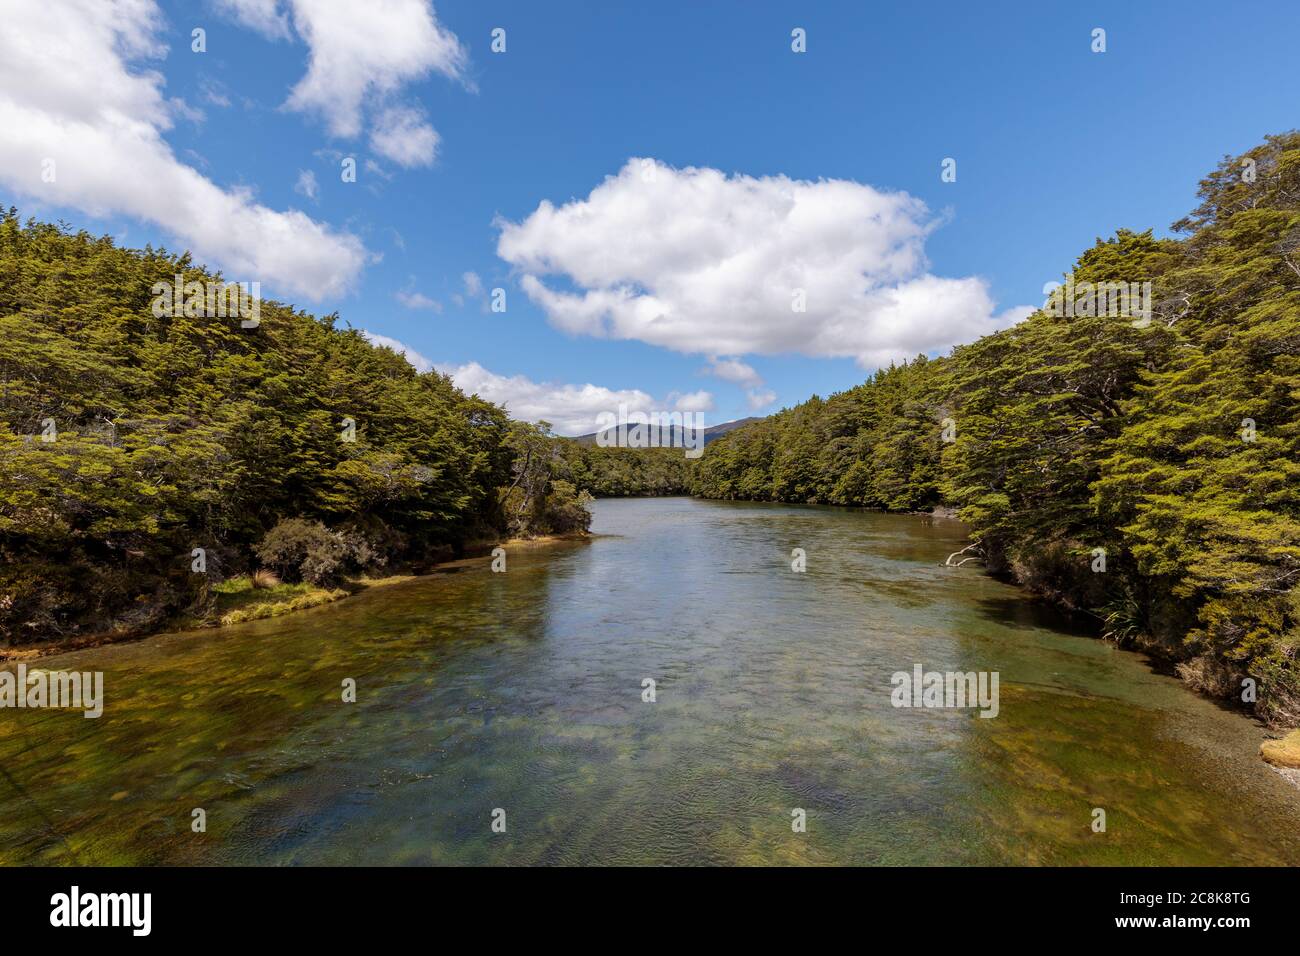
{"left": 1260, "top": 730, "right": 1300, "bottom": 769}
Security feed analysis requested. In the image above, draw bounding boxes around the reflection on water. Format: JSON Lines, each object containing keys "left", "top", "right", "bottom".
{"left": 1, "top": 497, "right": 1297, "bottom": 865}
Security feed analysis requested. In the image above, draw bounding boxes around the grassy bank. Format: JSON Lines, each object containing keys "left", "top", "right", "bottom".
{"left": 0, "top": 533, "right": 588, "bottom": 662}
{"left": 210, "top": 576, "right": 352, "bottom": 626}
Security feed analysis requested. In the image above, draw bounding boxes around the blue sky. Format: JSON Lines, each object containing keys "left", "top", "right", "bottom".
{"left": 4, "top": 0, "right": 1299, "bottom": 433}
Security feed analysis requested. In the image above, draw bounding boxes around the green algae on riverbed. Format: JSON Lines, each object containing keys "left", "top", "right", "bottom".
{"left": 1, "top": 498, "right": 1297, "bottom": 865}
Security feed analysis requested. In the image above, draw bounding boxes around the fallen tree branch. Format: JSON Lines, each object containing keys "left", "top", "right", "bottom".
{"left": 945, "top": 542, "right": 984, "bottom": 567}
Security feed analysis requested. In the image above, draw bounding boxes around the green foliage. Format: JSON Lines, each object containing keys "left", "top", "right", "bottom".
{"left": 695, "top": 132, "right": 1300, "bottom": 724}
{"left": 253, "top": 518, "right": 350, "bottom": 586}
{"left": 541, "top": 479, "right": 595, "bottom": 535}
{"left": 497, "top": 421, "right": 596, "bottom": 536}
{"left": 0, "top": 210, "right": 585, "bottom": 642}
{"left": 559, "top": 443, "right": 696, "bottom": 497}
{"left": 694, "top": 358, "right": 945, "bottom": 509}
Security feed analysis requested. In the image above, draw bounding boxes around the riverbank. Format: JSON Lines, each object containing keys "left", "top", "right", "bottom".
{"left": 0, "top": 533, "right": 589, "bottom": 663}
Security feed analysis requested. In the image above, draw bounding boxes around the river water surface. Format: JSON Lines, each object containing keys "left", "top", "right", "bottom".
{"left": 2, "top": 497, "right": 1298, "bottom": 865}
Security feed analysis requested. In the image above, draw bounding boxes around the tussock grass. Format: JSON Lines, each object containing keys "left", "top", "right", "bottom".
{"left": 213, "top": 576, "right": 347, "bottom": 626}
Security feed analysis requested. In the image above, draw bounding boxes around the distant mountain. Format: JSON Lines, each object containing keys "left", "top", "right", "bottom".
{"left": 570, "top": 416, "right": 761, "bottom": 448}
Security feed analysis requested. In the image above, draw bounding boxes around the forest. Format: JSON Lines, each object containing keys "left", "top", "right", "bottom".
{"left": 694, "top": 132, "right": 1300, "bottom": 725}
{"left": 0, "top": 211, "right": 590, "bottom": 644}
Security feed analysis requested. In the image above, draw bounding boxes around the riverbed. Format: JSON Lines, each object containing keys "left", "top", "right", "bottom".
{"left": 1, "top": 497, "right": 1296, "bottom": 864}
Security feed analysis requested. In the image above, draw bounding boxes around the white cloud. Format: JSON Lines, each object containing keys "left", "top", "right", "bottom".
{"left": 667, "top": 390, "right": 715, "bottom": 413}
{"left": 746, "top": 388, "right": 777, "bottom": 411}
{"left": 294, "top": 168, "right": 319, "bottom": 200}
{"left": 705, "top": 356, "right": 763, "bottom": 389}
{"left": 453, "top": 270, "right": 486, "bottom": 308}
{"left": 199, "top": 77, "right": 232, "bottom": 108}
{"left": 394, "top": 289, "right": 441, "bottom": 311}
{"left": 281, "top": 0, "right": 466, "bottom": 139}
{"left": 213, "top": 1, "right": 465, "bottom": 163}
{"left": 169, "top": 97, "right": 205, "bottom": 124}
{"left": 363, "top": 158, "right": 393, "bottom": 181}
{"left": 374, "top": 346, "right": 714, "bottom": 435}
{"left": 498, "top": 158, "right": 1033, "bottom": 368}
{"left": 439, "top": 362, "right": 708, "bottom": 437}
{"left": 214, "top": 0, "right": 291, "bottom": 40}
{"left": 369, "top": 105, "right": 439, "bottom": 168}
{"left": 362, "top": 331, "right": 432, "bottom": 372}
{"left": 0, "top": 0, "right": 367, "bottom": 301}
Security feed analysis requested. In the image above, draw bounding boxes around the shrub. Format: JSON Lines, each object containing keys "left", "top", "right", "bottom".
{"left": 542, "top": 480, "right": 594, "bottom": 534}
{"left": 335, "top": 515, "right": 406, "bottom": 573}
{"left": 254, "top": 519, "right": 348, "bottom": 586}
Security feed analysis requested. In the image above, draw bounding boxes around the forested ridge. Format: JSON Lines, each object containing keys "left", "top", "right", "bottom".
{"left": 695, "top": 132, "right": 1300, "bottom": 725}
{"left": 558, "top": 443, "right": 694, "bottom": 496}
{"left": 0, "top": 210, "right": 590, "bottom": 644}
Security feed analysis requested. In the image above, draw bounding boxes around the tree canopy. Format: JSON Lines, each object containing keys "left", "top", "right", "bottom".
{"left": 0, "top": 211, "right": 587, "bottom": 642}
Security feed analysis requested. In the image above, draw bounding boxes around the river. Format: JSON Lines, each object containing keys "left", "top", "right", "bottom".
{"left": 1, "top": 496, "right": 1297, "bottom": 865}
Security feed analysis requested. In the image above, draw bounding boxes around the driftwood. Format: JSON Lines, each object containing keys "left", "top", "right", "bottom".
{"left": 944, "top": 542, "right": 983, "bottom": 568}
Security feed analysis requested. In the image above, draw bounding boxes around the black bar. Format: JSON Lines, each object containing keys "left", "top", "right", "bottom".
{"left": 0, "top": 866, "right": 1289, "bottom": 942}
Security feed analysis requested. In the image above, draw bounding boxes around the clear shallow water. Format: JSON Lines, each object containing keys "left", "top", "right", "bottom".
{"left": 2, "top": 496, "right": 1298, "bottom": 865}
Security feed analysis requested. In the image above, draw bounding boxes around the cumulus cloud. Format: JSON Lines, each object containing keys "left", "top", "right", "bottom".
{"left": 285, "top": 0, "right": 465, "bottom": 137}
{"left": 219, "top": 0, "right": 464, "bottom": 141}
{"left": 702, "top": 356, "right": 773, "bottom": 409}
{"left": 498, "top": 158, "right": 1033, "bottom": 368}
{"left": 705, "top": 356, "right": 763, "bottom": 389}
{"left": 213, "top": 1, "right": 465, "bottom": 163}
{"left": 667, "top": 390, "right": 715, "bottom": 413}
{"left": 369, "top": 105, "right": 439, "bottom": 168}
{"left": 434, "top": 362, "right": 656, "bottom": 436}
{"left": 0, "top": 0, "right": 367, "bottom": 301}
{"left": 362, "top": 331, "right": 433, "bottom": 372}
{"left": 371, "top": 344, "right": 717, "bottom": 435}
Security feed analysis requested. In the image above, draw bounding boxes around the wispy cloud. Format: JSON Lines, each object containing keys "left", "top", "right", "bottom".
{"left": 294, "top": 168, "right": 319, "bottom": 201}
{"left": 394, "top": 289, "right": 441, "bottom": 311}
